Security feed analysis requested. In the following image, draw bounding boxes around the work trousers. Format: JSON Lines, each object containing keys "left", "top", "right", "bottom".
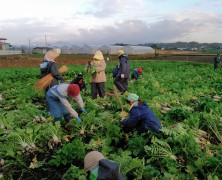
{"left": 114, "top": 77, "right": 128, "bottom": 93}
{"left": 91, "top": 82, "right": 105, "bottom": 99}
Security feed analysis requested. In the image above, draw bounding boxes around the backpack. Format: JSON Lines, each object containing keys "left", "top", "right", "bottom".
{"left": 39, "top": 60, "right": 53, "bottom": 78}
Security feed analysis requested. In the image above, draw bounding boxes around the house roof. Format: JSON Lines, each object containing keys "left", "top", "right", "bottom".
{"left": 33, "top": 47, "right": 51, "bottom": 50}
{"left": 0, "top": 38, "right": 7, "bottom": 43}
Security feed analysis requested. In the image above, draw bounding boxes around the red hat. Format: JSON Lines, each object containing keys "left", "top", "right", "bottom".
{"left": 138, "top": 67, "right": 143, "bottom": 73}
{"left": 67, "top": 84, "right": 80, "bottom": 97}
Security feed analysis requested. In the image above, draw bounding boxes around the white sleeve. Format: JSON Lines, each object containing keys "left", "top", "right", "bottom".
{"left": 59, "top": 97, "right": 79, "bottom": 118}
{"left": 73, "top": 94, "right": 84, "bottom": 109}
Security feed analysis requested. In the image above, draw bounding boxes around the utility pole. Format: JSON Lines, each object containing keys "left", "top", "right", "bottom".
{"left": 45, "top": 34, "right": 47, "bottom": 47}
{"left": 28, "top": 39, "right": 31, "bottom": 54}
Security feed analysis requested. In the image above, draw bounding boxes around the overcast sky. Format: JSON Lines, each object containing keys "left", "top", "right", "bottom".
{"left": 0, "top": 0, "right": 222, "bottom": 46}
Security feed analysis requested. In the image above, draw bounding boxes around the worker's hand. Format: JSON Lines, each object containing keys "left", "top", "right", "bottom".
{"left": 76, "top": 117, "right": 82, "bottom": 123}
{"left": 121, "top": 118, "right": 125, "bottom": 122}
{"left": 121, "top": 74, "right": 124, "bottom": 78}
{"left": 81, "top": 108, "right": 87, "bottom": 114}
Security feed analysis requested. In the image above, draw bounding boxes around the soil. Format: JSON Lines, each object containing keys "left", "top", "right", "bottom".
{"left": 0, "top": 51, "right": 216, "bottom": 68}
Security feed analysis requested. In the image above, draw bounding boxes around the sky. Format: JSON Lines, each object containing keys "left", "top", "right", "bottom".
{"left": 0, "top": 0, "right": 222, "bottom": 47}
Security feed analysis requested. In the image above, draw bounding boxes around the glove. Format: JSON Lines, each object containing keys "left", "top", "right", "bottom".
{"left": 81, "top": 108, "right": 87, "bottom": 114}
{"left": 121, "top": 74, "right": 124, "bottom": 78}
{"left": 76, "top": 117, "right": 82, "bottom": 123}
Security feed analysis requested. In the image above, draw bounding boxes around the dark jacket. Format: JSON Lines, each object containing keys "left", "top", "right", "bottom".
{"left": 88, "top": 159, "right": 125, "bottom": 180}
{"left": 112, "top": 64, "right": 119, "bottom": 79}
{"left": 70, "top": 77, "right": 86, "bottom": 91}
{"left": 117, "top": 55, "right": 130, "bottom": 78}
{"left": 214, "top": 55, "right": 221, "bottom": 70}
{"left": 40, "top": 60, "right": 63, "bottom": 90}
{"left": 131, "top": 69, "right": 142, "bottom": 80}
{"left": 121, "top": 101, "right": 162, "bottom": 133}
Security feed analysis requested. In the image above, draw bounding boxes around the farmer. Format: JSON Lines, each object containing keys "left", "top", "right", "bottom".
{"left": 214, "top": 53, "right": 221, "bottom": 71}
{"left": 88, "top": 51, "right": 107, "bottom": 99}
{"left": 40, "top": 49, "right": 64, "bottom": 92}
{"left": 114, "top": 50, "right": 130, "bottom": 94}
{"left": 112, "top": 64, "right": 119, "bottom": 79}
{"left": 46, "top": 83, "right": 86, "bottom": 128}
{"left": 70, "top": 72, "right": 87, "bottom": 92}
{"left": 121, "top": 93, "right": 162, "bottom": 133}
{"left": 84, "top": 151, "right": 125, "bottom": 180}
{"left": 131, "top": 67, "right": 143, "bottom": 80}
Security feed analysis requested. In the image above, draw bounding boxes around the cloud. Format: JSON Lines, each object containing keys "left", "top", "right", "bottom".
{"left": 53, "top": 19, "right": 194, "bottom": 45}
{"left": 1, "top": 15, "right": 221, "bottom": 46}
{"left": 1, "top": 0, "right": 222, "bottom": 46}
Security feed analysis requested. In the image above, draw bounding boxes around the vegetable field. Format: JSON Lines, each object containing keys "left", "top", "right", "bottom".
{"left": 0, "top": 61, "right": 222, "bottom": 179}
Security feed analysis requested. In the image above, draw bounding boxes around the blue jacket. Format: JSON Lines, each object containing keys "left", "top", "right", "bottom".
{"left": 121, "top": 102, "right": 162, "bottom": 133}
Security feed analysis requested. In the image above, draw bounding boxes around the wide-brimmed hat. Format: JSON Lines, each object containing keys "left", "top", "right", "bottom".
{"left": 93, "top": 51, "right": 104, "bottom": 60}
{"left": 44, "top": 50, "right": 60, "bottom": 62}
{"left": 84, "top": 151, "right": 105, "bottom": 172}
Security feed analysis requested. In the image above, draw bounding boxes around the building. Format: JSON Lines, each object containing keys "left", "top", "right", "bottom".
{"left": 99, "top": 45, "right": 155, "bottom": 55}
{"left": 130, "top": 46, "right": 155, "bottom": 54}
{"left": 33, "top": 47, "right": 52, "bottom": 54}
{"left": 30, "top": 44, "right": 155, "bottom": 55}
{"left": 78, "top": 44, "right": 100, "bottom": 54}
{"left": 0, "top": 38, "right": 22, "bottom": 55}
{"left": 68, "top": 45, "right": 80, "bottom": 54}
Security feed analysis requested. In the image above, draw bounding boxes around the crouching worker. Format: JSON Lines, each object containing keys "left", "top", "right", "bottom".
{"left": 70, "top": 72, "right": 87, "bottom": 92}
{"left": 121, "top": 93, "right": 162, "bottom": 134}
{"left": 84, "top": 151, "right": 125, "bottom": 180}
{"left": 46, "top": 83, "right": 87, "bottom": 129}
{"left": 131, "top": 67, "right": 143, "bottom": 80}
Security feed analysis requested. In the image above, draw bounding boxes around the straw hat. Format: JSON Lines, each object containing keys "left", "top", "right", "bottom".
{"left": 44, "top": 50, "right": 60, "bottom": 62}
{"left": 93, "top": 51, "right": 104, "bottom": 60}
{"left": 84, "top": 151, "right": 105, "bottom": 172}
